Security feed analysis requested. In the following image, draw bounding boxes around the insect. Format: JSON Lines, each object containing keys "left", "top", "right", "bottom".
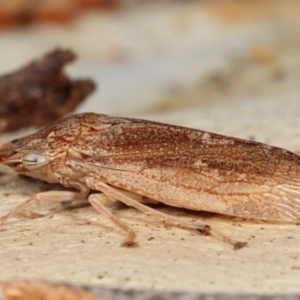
{"left": 1, "top": 113, "right": 300, "bottom": 250}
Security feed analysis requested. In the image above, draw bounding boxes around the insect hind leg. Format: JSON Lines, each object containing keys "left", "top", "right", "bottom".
{"left": 88, "top": 193, "right": 138, "bottom": 247}
{"left": 86, "top": 178, "right": 246, "bottom": 250}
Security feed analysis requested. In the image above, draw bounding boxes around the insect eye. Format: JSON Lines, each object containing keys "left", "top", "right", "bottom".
{"left": 22, "top": 153, "right": 48, "bottom": 170}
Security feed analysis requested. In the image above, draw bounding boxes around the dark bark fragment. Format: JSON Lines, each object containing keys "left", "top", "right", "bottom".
{"left": 0, "top": 48, "right": 95, "bottom": 132}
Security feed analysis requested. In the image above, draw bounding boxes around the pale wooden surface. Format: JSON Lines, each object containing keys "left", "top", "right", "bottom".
{"left": 1, "top": 0, "right": 300, "bottom": 296}
{"left": 1, "top": 95, "right": 300, "bottom": 294}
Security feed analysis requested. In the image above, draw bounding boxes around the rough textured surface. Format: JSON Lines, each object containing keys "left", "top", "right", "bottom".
{"left": 1, "top": 99, "right": 300, "bottom": 294}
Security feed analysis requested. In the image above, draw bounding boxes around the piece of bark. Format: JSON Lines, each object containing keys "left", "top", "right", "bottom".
{"left": 1, "top": 280, "right": 297, "bottom": 300}
{"left": 0, "top": 280, "right": 107, "bottom": 300}
{"left": 0, "top": 49, "right": 95, "bottom": 132}
{"left": 0, "top": 0, "right": 123, "bottom": 27}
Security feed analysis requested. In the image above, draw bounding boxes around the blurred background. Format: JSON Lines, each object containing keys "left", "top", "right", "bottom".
{"left": 1, "top": 0, "right": 300, "bottom": 142}
{"left": 0, "top": 0, "right": 300, "bottom": 137}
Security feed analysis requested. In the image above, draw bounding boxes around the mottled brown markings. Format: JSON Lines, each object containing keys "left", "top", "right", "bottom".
{"left": 1, "top": 113, "right": 300, "bottom": 249}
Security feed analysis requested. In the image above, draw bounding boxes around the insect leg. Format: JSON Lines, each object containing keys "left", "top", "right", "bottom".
{"left": 111, "top": 189, "right": 159, "bottom": 204}
{"left": 0, "top": 190, "right": 86, "bottom": 224}
{"left": 88, "top": 193, "right": 137, "bottom": 247}
{"left": 86, "top": 178, "right": 246, "bottom": 249}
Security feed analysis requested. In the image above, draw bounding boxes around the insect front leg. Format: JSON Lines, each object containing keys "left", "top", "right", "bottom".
{"left": 0, "top": 189, "right": 88, "bottom": 225}
{"left": 86, "top": 178, "right": 247, "bottom": 250}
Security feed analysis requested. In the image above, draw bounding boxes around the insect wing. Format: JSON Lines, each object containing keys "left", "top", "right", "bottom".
{"left": 67, "top": 116, "right": 300, "bottom": 222}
